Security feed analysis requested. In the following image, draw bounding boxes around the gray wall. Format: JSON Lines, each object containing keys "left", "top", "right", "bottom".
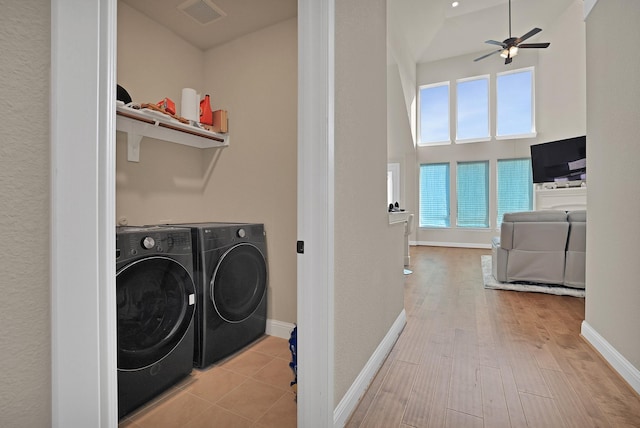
{"left": 585, "top": 0, "right": 640, "bottom": 373}
{"left": 334, "top": 0, "right": 406, "bottom": 405}
{"left": 0, "top": 1, "right": 51, "bottom": 426}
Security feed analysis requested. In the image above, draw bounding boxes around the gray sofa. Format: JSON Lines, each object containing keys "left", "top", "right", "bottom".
{"left": 491, "top": 210, "right": 586, "bottom": 289}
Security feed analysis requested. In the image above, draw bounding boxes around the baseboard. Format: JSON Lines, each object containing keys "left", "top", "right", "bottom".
{"left": 581, "top": 321, "right": 640, "bottom": 395}
{"left": 266, "top": 319, "right": 296, "bottom": 340}
{"left": 333, "top": 309, "right": 407, "bottom": 427}
{"left": 415, "top": 241, "right": 492, "bottom": 249}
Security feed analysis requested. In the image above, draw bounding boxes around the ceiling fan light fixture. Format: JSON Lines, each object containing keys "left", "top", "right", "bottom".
{"left": 500, "top": 46, "right": 519, "bottom": 59}
{"left": 474, "top": 0, "right": 549, "bottom": 64}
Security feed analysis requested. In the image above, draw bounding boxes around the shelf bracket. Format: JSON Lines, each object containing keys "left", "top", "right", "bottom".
{"left": 127, "top": 133, "right": 143, "bottom": 162}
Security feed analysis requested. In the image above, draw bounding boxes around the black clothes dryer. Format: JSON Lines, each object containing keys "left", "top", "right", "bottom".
{"left": 116, "top": 226, "right": 196, "bottom": 419}
{"left": 177, "top": 223, "right": 268, "bottom": 369}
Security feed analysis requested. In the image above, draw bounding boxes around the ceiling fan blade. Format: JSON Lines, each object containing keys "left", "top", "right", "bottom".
{"left": 516, "top": 27, "right": 542, "bottom": 44}
{"left": 474, "top": 49, "right": 502, "bottom": 62}
{"left": 485, "top": 40, "right": 506, "bottom": 48}
{"left": 518, "top": 42, "right": 550, "bottom": 49}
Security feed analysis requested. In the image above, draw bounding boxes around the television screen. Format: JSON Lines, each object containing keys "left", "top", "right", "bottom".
{"left": 530, "top": 136, "right": 586, "bottom": 184}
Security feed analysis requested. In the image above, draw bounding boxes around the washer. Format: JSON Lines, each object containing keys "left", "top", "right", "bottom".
{"left": 178, "top": 223, "right": 268, "bottom": 369}
{"left": 116, "top": 226, "right": 196, "bottom": 419}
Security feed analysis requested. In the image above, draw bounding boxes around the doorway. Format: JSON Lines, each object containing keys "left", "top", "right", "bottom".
{"left": 51, "top": 0, "right": 333, "bottom": 426}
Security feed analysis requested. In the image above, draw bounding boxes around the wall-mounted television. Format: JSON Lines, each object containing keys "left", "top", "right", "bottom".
{"left": 530, "top": 136, "right": 586, "bottom": 184}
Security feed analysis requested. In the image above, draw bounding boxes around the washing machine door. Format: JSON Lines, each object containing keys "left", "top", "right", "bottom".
{"left": 211, "top": 243, "right": 267, "bottom": 323}
{"left": 116, "top": 256, "right": 195, "bottom": 370}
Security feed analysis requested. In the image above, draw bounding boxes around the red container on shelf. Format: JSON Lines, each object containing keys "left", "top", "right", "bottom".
{"left": 200, "top": 94, "right": 213, "bottom": 125}
{"left": 156, "top": 97, "right": 176, "bottom": 115}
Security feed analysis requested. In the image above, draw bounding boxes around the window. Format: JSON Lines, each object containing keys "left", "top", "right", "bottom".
{"left": 496, "top": 67, "right": 535, "bottom": 138}
{"left": 457, "top": 161, "right": 489, "bottom": 228}
{"left": 456, "top": 75, "right": 490, "bottom": 142}
{"left": 497, "top": 158, "right": 533, "bottom": 226}
{"left": 418, "top": 82, "right": 450, "bottom": 145}
{"left": 419, "top": 163, "right": 450, "bottom": 227}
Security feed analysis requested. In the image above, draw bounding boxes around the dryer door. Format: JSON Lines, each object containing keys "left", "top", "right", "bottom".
{"left": 116, "top": 256, "right": 195, "bottom": 370}
{"left": 211, "top": 243, "right": 267, "bottom": 323}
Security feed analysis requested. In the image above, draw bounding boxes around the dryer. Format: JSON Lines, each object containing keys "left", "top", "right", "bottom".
{"left": 178, "top": 223, "right": 268, "bottom": 368}
{"left": 116, "top": 226, "right": 196, "bottom": 419}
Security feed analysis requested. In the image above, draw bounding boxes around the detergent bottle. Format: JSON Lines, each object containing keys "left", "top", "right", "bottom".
{"left": 199, "top": 94, "right": 213, "bottom": 125}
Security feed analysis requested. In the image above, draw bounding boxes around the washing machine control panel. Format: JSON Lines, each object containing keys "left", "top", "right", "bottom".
{"left": 237, "top": 228, "right": 246, "bottom": 238}
{"left": 141, "top": 236, "right": 156, "bottom": 250}
{"left": 116, "top": 227, "right": 193, "bottom": 261}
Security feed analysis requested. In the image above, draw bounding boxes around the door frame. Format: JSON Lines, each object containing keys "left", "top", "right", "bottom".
{"left": 51, "top": 0, "right": 117, "bottom": 426}
{"left": 50, "top": 0, "right": 334, "bottom": 426}
{"left": 297, "top": 0, "right": 335, "bottom": 425}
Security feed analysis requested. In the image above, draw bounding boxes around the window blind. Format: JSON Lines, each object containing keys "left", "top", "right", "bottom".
{"left": 419, "top": 163, "right": 450, "bottom": 227}
{"left": 497, "top": 158, "right": 533, "bottom": 226}
{"left": 457, "top": 161, "right": 489, "bottom": 228}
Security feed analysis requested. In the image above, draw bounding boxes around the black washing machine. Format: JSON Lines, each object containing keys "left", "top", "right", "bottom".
{"left": 176, "top": 223, "right": 268, "bottom": 369}
{"left": 116, "top": 226, "right": 196, "bottom": 419}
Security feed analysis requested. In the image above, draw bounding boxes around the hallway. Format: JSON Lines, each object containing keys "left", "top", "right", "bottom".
{"left": 346, "top": 246, "right": 640, "bottom": 427}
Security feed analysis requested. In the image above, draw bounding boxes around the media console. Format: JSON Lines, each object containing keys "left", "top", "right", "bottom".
{"left": 534, "top": 183, "right": 587, "bottom": 211}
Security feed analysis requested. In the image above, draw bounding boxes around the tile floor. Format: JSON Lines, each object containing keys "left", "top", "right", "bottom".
{"left": 118, "top": 335, "right": 297, "bottom": 428}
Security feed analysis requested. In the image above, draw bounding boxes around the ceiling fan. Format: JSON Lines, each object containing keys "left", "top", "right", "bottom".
{"left": 474, "top": 0, "right": 550, "bottom": 65}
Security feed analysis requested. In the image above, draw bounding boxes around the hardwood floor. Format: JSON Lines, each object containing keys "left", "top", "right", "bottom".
{"left": 346, "top": 246, "right": 640, "bottom": 428}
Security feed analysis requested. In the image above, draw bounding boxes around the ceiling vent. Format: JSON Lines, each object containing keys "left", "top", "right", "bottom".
{"left": 178, "top": 0, "right": 226, "bottom": 25}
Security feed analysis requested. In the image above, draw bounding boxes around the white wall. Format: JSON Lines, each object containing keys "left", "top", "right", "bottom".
{"left": 202, "top": 18, "right": 298, "bottom": 324}
{"left": 0, "top": 1, "right": 51, "bottom": 426}
{"left": 116, "top": 3, "right": 297, "bottom": 324}
{"left": 334, "top": 0, "right": 406, "bottom": 406}
{"left": 414, "top": 0, "right": 586, "bottom": 247}
{"left": 537, "top": 0, "right": 586, "bottom": 143}
{"left": 117, "top": 3, "right": 204, "bottom": 108}
{"left": 584, "top": 0, "right": 640, "bottom": 380}
{"left": 116, "top": 2, "right": 207, "bottom": 224}
{"left": 387, "top": 63, "right": 418, "bottom": 238}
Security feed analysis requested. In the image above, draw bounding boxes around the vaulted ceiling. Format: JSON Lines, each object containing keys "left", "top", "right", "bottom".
{"left": 121, "top": 0, "right": 577, "bottom": 63}
{"left": 389, "top": 0, "right": 577, "bottom": 63}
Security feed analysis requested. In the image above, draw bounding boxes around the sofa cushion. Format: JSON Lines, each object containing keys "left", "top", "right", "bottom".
{"left": 491, "top": 237, "right": 508, "bottom": 282}
{"left": 503, "top": 210, "right": 568, "bottom": 223}
{"left": 567, "top": 210, "right": 586, "bottom": 222}
{"left": 506, "top": 250, "right": 567, "bottom": 285}
{"left": 565, "top": 210, "right": 586, "bottom": 288}
{"left": 500, "top": 210, "right": 568, "bottom": 251}
{"left": 497, "top": 210, "right": 570, "bottom": 286}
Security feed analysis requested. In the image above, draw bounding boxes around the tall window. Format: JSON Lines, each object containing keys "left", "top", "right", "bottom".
{"left": 496, "top": 67, "right": 535, "bottom": 138}
{"left": 419, "top": 163, "right": 450, "bottom": 227}
{"left": 418, "top": 82, "right": 450, "bottom": 145}
{"left": 457, "top": 161, "right": 489, "bottom": 228}
{"left": 456, "top": 75, "right": 490, "bottom": 142}
{"left": 497, "top": 158, "right": 533, "bottom": 226}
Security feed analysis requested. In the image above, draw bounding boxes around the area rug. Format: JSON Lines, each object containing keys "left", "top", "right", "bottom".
{"left": 481, "top": 255, "right": 585, "bottom": 297}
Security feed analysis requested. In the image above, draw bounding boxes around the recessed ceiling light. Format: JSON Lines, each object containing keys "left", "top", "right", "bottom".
{"left": 452, "top": 1, "right": 459, "bottom": 7}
